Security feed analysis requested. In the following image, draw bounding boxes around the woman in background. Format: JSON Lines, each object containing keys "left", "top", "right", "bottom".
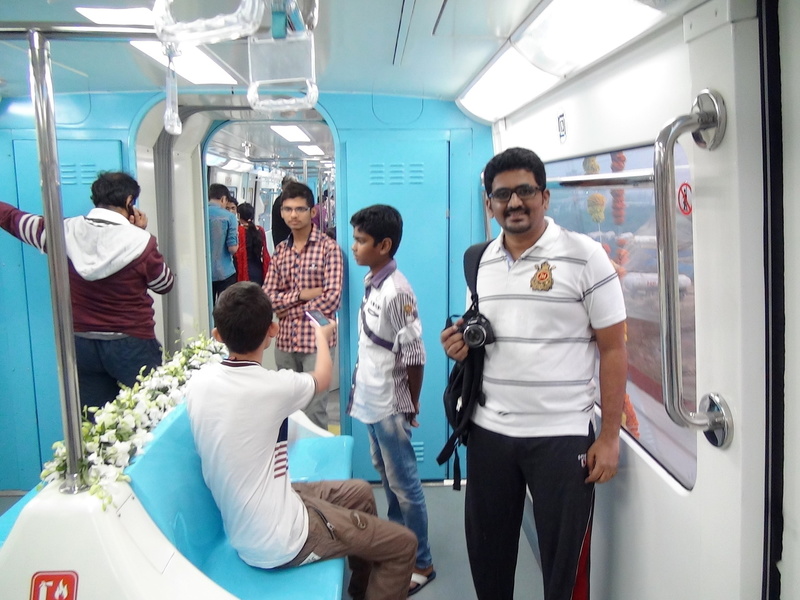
{"left": 236, "top": 202, "right": 271, "bottom": 284}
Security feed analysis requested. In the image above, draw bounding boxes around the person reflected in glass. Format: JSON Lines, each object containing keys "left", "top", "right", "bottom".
{"left": 208, "top": 183, "right": 239, "bottom": 304}
{"left": 236, "top": 202, "right": 271, "bottom": 284}
{"left": 271, "top": 174, "right": 296, "bottom": 247}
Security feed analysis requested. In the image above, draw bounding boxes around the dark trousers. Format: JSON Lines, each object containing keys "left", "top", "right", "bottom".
{"left": 465, "top": 424, "right": 595, "bottom": 600}
{"left": 212, "top": 273, "right": 237, "bottom": 304}
{"left": 75, "top": 336, "right": 163, "bottom": 409}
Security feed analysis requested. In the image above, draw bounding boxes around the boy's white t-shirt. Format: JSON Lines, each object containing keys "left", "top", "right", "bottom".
{"left": 186, "top": 360, "right": 316, "bottom": 568}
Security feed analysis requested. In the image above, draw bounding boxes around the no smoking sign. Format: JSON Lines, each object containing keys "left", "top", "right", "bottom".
{"left": 677, "top": 182, "right": 693, "bottom": 216}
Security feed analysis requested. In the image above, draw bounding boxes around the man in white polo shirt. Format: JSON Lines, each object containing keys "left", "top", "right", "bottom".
{"left": 440, "top": 147, "right": 627, "bottom": 600}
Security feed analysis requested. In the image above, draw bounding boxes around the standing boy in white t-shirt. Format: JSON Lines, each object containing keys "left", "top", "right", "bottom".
{"left": 347, "top": 205, "right": 435, "bottom": 596}
{"left": 186, "top": 282, "right": 416, "bottom": 600}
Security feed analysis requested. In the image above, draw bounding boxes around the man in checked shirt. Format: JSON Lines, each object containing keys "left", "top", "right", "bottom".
{"left": 264, "top": 181, "right": 343, "bottom": 430}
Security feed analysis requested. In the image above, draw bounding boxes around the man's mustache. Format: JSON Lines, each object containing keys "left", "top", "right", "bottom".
{"left": 504, "top": 207, "right": 529, "bottom": 217}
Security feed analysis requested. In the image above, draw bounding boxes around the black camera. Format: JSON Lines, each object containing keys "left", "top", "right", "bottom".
{"left": 459, "top": 312, "right": 495, "bottom": 349}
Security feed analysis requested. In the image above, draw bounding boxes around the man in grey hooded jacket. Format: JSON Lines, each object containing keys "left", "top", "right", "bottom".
{"left": 0, "top": 171, "right": 174, "bottom": 409}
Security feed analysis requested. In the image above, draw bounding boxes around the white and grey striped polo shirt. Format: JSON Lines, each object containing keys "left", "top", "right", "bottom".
{"left": 472, "top": 217, "right": 626, "bottom": 438}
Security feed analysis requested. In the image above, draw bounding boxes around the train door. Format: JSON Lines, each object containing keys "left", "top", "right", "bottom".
{"left": 342, "top": 131, "right": 450, "bottom": 481}
{"left": 594, "top": 11, "right": 766, "bottom": 599}
{"left": 1, "top": 139, "right": 124, "bottom": 491}
{"left": 501, "top": 6, "right": 767, "bottom": 598}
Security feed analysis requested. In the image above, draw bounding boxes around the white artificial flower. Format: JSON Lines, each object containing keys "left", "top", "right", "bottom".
{"left": 40, "top": 335, "right": 224, "bottom": 509}
{"left": 99, "top": 431, "right": 118, "bottom": 445}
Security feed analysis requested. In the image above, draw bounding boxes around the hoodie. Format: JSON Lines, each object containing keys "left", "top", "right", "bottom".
{"left": 0, "top": 203, "right": 174, "bottom": 338}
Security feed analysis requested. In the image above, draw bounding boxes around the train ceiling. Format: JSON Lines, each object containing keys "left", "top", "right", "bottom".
{"left": 0, "top": 0, "right": 704, "bottom": 171}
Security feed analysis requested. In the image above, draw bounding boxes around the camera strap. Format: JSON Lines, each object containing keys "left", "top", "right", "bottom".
{"left": 464, "top": 241, "right": 492, "bottom": 306}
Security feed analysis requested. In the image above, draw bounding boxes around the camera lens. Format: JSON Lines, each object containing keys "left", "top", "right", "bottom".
{"left": 463, "top": 324, "right": 486, "bottom": 348}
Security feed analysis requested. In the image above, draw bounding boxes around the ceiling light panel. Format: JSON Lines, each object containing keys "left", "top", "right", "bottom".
{"left": 270, "top": 125, "right": 312, "bottom": 143}
{"left": 298, "top": 145, "right": 325, "bottom": 156}
{"left": 458, "top": 45, "right": 560, "bottom": 124}
{"left": 78, "top": 6, "right": 236, "bottom": 85}
{"left": 75, "top": 6, "right": 154, "bottom": 26}
{"left": 205, "top": 153, "right": 227, "bottom": 167}
{"left": 512, "top": 0, "right": 665, "bottom": 77}
{"left": 130, "top": 41, "right": 237, "bottom": 85}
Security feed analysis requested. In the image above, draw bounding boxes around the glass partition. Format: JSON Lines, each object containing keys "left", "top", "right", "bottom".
{"left": 546, "top": 144, "right": 697, "bottom": 488}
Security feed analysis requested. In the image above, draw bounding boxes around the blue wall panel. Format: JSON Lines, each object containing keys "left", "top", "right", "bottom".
{"left": 10, "top": 140, "right": 123, "bottom": 488}
{"left": 0, "top": 132, "right": 39, "bottom": 491}
{"left": 315, "top": 93, "right": 494, "bottom": 481}
{"left": 0, "top": 92, "right": 153, "bottom": 490}
{"left": 0, "top": 90, "right": 493, "bottom": 489}
{"left": 344, "top": 132, "right": 450, "bottom": 481}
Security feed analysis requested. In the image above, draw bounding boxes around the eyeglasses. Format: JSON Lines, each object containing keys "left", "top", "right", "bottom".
{"left": 489, "top": 184, "right": 542, "bottom": 202}
{"left": 281, "top": 206, "right": 311, "bottom": 214}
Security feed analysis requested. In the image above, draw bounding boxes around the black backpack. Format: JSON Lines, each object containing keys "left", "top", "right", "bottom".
{"left": 436, "top": 241, "right": 491, "bottom": 490}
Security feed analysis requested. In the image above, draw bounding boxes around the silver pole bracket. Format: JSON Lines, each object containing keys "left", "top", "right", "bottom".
{"left": 691, "top": 89, "right": 726, "bottom": 150}
{"left": 699, "top": 392, "right": 733, "bottom": 449}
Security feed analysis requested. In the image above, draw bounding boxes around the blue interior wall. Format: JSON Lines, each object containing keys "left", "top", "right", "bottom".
{"left": 0, "top": 93, "right": 159, "bottom": 490}
{"left": 316, "top": 93, "right": 493, "bottom": 480}
{"left": 0, "top": 90, "right": 491, "bottom": 489}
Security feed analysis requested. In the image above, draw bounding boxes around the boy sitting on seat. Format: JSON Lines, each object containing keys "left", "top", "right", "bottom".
{"left": 186, "top": 282, "right": 416, "bottom": 600}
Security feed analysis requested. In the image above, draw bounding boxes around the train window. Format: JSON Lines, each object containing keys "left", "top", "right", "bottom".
{"left": 546, "top": 145, "right": 697, "bottom": 488}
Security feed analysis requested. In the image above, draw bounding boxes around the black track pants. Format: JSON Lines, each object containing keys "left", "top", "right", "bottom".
{"left": 465, "top": 424, "right": 595, "bottom": 600}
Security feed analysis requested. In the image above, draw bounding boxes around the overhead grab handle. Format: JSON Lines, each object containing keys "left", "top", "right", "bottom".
{"left": 163, "top": 43, "right": 182, "bottom": 135}
{"left": 247, "top": 31, "right": 319, "bottom": 113}
{"left": 653, "top": 89, "right": 733, "bottom": 449}
{"left": 152, "top": 0, "right": 265, "bottom": 46}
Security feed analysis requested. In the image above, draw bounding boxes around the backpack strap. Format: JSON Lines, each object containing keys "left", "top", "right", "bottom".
{"left": 359, "top": 301, "right": 394, "bottom": 351}
{"left": 435, "top": 240, "right": 492, "bottom": 488}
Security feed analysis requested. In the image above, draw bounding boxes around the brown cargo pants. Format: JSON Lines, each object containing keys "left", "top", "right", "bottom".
{"left": 284, "top": 479, "right": 417, "bottom": 600}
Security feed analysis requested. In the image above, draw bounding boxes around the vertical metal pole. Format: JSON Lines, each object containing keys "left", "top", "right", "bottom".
{"left": 28, "top": 30, "right": 86, "bottom": 494}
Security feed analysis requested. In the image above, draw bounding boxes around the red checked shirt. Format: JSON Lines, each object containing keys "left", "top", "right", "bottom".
{"left": 263, "top": 224, "right": 343, "bottom": 353}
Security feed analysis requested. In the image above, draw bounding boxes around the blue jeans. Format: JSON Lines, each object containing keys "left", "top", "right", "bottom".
{"left": 75, "top": 336, "right": 163, "bottom": 410}
{"left": 367, "top": 413, "right": 432, "bottom": 570}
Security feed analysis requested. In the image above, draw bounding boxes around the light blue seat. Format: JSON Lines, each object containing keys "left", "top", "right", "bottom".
{"left": 125, "top": 403, "right": 354, "bottom": 600}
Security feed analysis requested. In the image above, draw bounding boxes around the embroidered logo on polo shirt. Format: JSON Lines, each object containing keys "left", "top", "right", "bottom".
{"left": 531, "top": 261, "right": 556, "bottom": 291}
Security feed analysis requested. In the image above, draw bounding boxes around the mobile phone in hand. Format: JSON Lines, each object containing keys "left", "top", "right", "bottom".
{"left": 305, "top": 309, "right": 330, "bottom": 327}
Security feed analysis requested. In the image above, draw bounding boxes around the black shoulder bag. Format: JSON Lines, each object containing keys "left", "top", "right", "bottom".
{"left": 436, "top": 241, "right": 491, "bottom": 490}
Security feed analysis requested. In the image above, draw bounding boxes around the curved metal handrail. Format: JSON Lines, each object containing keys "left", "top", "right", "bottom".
{"left": 653, "top": 89, "right": 733, "bottom": 447}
